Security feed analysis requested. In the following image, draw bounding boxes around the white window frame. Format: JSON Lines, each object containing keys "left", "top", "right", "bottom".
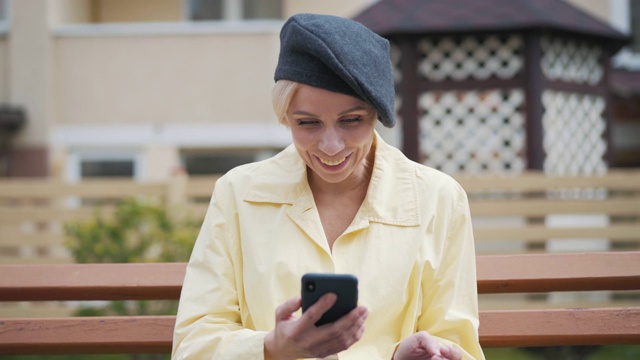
{"left": 183, "top": 0, "right": 281, "bottom": 21}
{"left": 0, "top": 0, "right": 9, "bottom": 35}
{"left": 66, "top": 149, "right": 144, "bottom": 182}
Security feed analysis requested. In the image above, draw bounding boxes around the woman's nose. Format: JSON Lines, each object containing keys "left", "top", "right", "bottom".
{"left": 318, "top": 127, "right": 344, "bottom": 156}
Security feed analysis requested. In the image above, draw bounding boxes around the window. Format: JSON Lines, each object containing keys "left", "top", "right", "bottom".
{"left": 187, "top": 0, "right": 282, "bottom": 21}
{"left": 242, "top": 0, "right": 282, "bottom": 20}
{"left": 0, "top": 0, "right": 7, "bottom": 21}
{"left": 80, "top": 159, "right": 134, "bottom": 178}
{"left": 631, "top": 0, "right": 640, "bottom": 52}
{"left": 181, "top": 148, "right": 280, "bottom": 175}
{"left": 0, "top": 0, "right": 9, "bottom": 34}
{"left": 65, "top": 150, "right": 142, "bottom": 207}
{"left": 68, "top": 150, "right": 142, "bottom": 181}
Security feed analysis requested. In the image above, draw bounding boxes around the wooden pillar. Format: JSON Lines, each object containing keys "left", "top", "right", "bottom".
{"left": 602, "top": 55, "right": 614, "bottom": 168}
{"left": 397, "top": 37, "right": 420, "bottom": 162}
{"left": 523, "top": 32, "right": 545, "bottom": 170}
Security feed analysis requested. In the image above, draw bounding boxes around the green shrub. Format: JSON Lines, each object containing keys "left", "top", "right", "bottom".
{"left": 65, "top": 198, "right": 199, "bottom": 264}
{"left": 62, "top": 198, "right": 202, "bottom": 360}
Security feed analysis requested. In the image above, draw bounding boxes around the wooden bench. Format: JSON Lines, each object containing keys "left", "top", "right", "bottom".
{"left": 1, "top": 171, "right": 639, "bottom": 354}
{"left": 1, "top": 251, "right": 639, "bottom": 355}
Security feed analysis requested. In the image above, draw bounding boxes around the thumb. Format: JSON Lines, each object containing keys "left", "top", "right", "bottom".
{"left": 275, "top": 296, "right": 302, "bottom": 321}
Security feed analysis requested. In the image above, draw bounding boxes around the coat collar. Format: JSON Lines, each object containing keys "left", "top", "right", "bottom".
{"left": 243, "top": 131, "right": 420, "bottom": 227}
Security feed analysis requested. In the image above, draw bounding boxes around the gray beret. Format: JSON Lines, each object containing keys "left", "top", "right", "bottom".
{"left": 274, "top": 13, "right": 396, "bottom": 128}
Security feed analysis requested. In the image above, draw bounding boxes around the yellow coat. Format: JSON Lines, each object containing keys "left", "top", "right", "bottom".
{"left": 173, "top": 133, "right": 484, "bottom": 360}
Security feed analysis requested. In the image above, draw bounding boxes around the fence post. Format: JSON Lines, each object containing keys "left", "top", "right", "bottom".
{"left": 166, "top": 169, "right": 188, "bottom": 220}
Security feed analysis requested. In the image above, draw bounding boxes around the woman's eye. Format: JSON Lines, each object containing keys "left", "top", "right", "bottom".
{"left": 297, "top": 119, "right": 319, "bottom": 126}
{"left": 342, "top": 116, "right": 362, "bottom": 124}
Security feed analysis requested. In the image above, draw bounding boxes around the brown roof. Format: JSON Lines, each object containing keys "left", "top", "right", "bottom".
{"left": 354, "top": 0, "right": 629, "bottom": 49}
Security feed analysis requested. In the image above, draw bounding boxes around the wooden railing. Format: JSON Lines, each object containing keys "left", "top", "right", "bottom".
{"left": 1, "top": 170, "right": 639, "bottom": 263}
{"left": 0, "top": 175, "right": 216, "bottom": 264}
{"left": 458, "top": 171, "right": 640, "bottom": 254}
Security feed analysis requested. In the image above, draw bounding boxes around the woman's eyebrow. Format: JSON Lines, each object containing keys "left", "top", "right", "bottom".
{"left": 291, "top": 110, "right": 318, "bottom": 117}
{"left": 339, "top": 106, "right": 368, "bottom": 115}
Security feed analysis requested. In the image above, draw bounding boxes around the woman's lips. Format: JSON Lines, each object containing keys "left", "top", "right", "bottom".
{"left": 320, "top": 156, "right": 347, "bottom": 166}
{"left": 316, "top": 154, "right": 351, "bottom": 170}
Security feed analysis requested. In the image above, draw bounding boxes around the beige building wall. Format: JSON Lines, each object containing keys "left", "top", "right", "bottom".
{"left": 94, "top": 0, "right": 183, "bottom": 23}
{"left": 50, "top": 0, "right": 377, "bottom": 130}
{"left": 1, "top": 0, "right": 53, "bottom": 176}
{"left": 283, "top": 0, "right": 374, "bottom": 18}
{"left": 9, "top": 0, "right": 51, "bottom": 147}
{"left": 50, "top": 0, "right": 93, "bottom": 25}
{"left": 48, "top": 0, "right": 379, "bottom": 181}
{"left": 51, "top": 26, "right": 287, "bottom": 179}
{"left": 88, "top": 0, "right": 375, "bottom": 24}
{"left": 54, "top": 32, "right": 280, "bottom": 125}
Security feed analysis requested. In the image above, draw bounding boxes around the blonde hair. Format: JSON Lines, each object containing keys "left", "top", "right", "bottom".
{"left": 271, "top": 80, "right": 378, "bottom": 125}
{"left": 272, "top": 80, "right": 302, "bottom": 126}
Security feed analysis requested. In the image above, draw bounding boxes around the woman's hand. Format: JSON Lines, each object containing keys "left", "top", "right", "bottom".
{"left": 393, "top": 331, "right": 462, "bottom": 360}
{"left": 264, "top": 294, "right": 368, "bottom": 360}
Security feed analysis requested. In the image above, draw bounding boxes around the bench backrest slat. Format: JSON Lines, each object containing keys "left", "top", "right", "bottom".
{"left": 479, "top": 308, "right": 640, "bottom": 347}
{"left": 0, "top": 262, "right": 186, "bottom": 301}
{"left": 3, "top": 308, "right": 640, "bottom": 355}
{"left": 0, "top": 316, "right": 174, "bottom": 355}
{"left": 1, "top": 252, "right": 638, "bottom": 301}
{"left": 476, "top": 252, "right": 640, "bottom": 293}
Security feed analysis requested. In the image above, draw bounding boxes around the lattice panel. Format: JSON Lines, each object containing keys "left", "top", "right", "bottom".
{"left": 541, "top": 36, "right": 603, "bottom": 85}
{"left": 419, "top": 89, "right": 526, "bottom": 174}
{"left": 542, "top": 90, "right": 607, "bottom": 175}
{"left": 417, "top": 35, "right": 523, "bottom": 81}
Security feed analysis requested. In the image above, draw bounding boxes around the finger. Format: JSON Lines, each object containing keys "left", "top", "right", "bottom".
{"left": 299, "top": 292, "right": 337, "bottom": 327}
{"left": 309, "top": 337, "right": 343, "bottom": 359}
{"left": 440, "top": 344, "right": 462, "bottom": 360}
{"left": 330, "top": 305, "right": 368, "bottom": 333}
{"left": 312, "top": 305, "right": 367, "bottom": 342}
{"left": 310, "top": 307, "right": 368, "bottom": 355}
{"left": 309, "top": 324, "right": 361, "bottom": 359}
{"left": 352, "top": 308, "right": 367, "bottom": 339}
{"left": 452, "top": 347, "right": 462, "bottom": 360}
{"left": 323, "top": 306, "right": 368, "bottom": 342}
{"left": 416, "top": 331, "right": 442, "bottom": 356}
{"left": 275, "top": 296, "right": 302, "bottom": 321}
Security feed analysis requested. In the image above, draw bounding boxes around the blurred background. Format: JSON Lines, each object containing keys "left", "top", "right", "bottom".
{"left": 0, "top": 0, "right": 637, "bottom": 182}
{"left": 0, "top": 1, "right": 639, "bottom": 358}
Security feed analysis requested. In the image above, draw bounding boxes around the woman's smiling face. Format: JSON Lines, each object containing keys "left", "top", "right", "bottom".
{"left": 285, "top": 84, "right": 377, "bottom": 190}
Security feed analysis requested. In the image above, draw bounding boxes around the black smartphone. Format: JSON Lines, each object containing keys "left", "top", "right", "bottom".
{"left": 301, "top": 273, "right": 358, "bottom": 326}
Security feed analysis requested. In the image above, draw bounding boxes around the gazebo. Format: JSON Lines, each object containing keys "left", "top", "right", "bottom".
{"left": 354, "top": 0, "right": 629, "bottom": 175}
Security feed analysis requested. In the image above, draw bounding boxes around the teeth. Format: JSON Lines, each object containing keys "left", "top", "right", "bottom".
{"left": 320, "top": 157, "right": 346, "bottom": 166}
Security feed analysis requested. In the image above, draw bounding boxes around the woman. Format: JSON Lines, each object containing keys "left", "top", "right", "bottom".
{"left": 172, "top": 13, "right": 484, "bottom": 360}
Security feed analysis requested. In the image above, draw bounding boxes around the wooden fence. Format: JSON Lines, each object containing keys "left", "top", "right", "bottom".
{"left": 0, "top": 175, "right": 215, "bottom": 265}
{"left": 1, "top": 170, "right": 639, "bottom": 264}
{"left": 457, "top": 170, "right": 640, "bottom": 255}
